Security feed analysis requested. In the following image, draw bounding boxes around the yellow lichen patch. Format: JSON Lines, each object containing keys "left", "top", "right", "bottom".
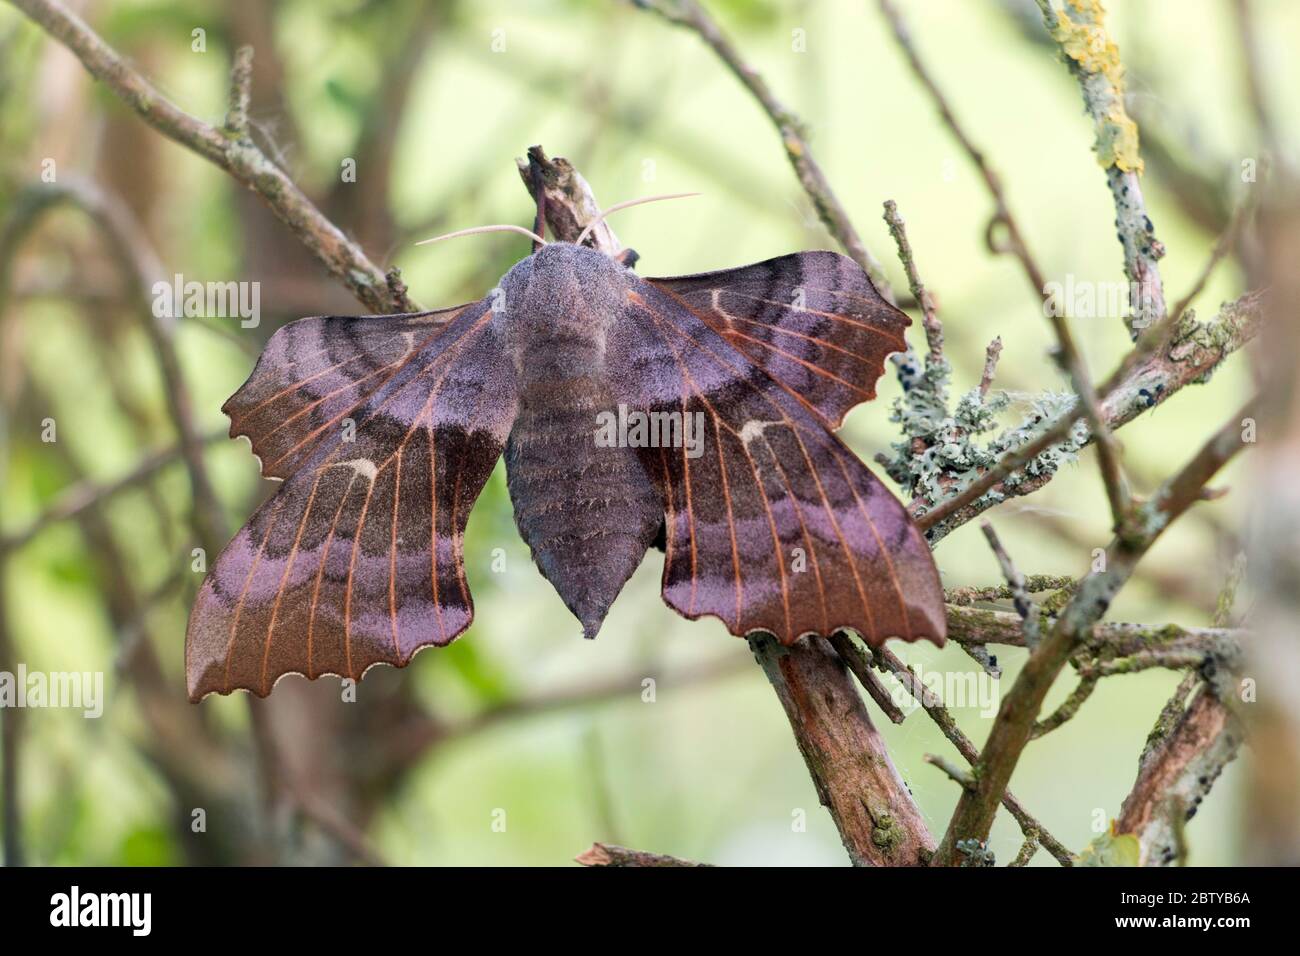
{"left": 1098, "top": 105, "right": 1143, "bottom": 172}
{"left": 1045, "top": 0, "right": 1145, "bottom": 173}
{"left": 1051, "top": 0, "right": 1124, "bottom": 86}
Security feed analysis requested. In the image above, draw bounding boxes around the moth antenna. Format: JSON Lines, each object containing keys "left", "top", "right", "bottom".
{"left": 574, "top": 192, "right": 701, "bottom": 248}
{"left": 415, "top": 224, "right": 548, "bottom": 247}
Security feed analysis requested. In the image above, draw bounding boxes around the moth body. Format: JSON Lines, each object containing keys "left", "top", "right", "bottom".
{"left": 500, "top": 243, "right": 662, "bottom": 638}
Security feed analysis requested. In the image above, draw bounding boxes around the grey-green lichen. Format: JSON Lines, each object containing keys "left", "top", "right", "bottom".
{"left": 955, "top": 838, "right": 997, "bottom": 867}
{"left": 903, "top": 387, "right": 1086, "bottom": 522}
{"left": 1168, "top": 301, "right": 1255, "bottom": 384}
{"left": 886, "top": 379, "right": 1008, "bottom": 500}
{"left": 1040, "top": 581, "right": 1080, "bottom": 616}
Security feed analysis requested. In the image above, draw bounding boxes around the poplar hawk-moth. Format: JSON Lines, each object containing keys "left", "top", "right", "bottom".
{"left": 186, "top": 238, "right": 946, "bottom": 700}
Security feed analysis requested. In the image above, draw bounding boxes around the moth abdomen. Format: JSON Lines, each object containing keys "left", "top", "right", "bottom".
{"left": 505, "top": 380, "right": 660, "bottom": 639}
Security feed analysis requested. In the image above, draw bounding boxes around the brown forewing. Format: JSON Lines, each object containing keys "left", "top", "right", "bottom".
{"left": 606, "top": 275, "right": 945, "bottom": 648}
{"left": 224, "top": 307, "right": 464, "bottom": 481}
{"left": 647, "top": 251, "right": 909, "bottom": 429}
{"left": 186, "top": 300, "right": 517, "bottom": 699}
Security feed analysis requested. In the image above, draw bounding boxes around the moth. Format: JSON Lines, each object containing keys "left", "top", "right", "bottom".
{"left": 186, "top": 201, "right": 946, "bottom": 701}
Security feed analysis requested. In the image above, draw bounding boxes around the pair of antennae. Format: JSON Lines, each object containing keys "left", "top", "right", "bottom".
{"left": 415, "top": 192, "right": 699, "bottom": 250}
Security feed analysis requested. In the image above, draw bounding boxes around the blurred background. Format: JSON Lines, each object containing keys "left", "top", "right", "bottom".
{"left": 0, "top": 0, "right": 1293, "bottom": 866}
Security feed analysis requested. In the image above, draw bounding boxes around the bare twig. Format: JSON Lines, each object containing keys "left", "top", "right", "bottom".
{"left": 827, "top": 632, "right": 906, "bottom": 724}
{"left": 223, "top": 44, "right": 253, "bottom": 137}
{"left": 631, "top": 0, "right": 893, "bottom": 295}
{"left": 882, "top": 200, "right": 942, "bottom": 361}
{"left": 1034, "top": 0, "right": 1167, "bottom": 335}
{"left": 979, "top": 337, "right": 1003, "bottom": 399}
{"left": 876, "top": 0, "right": 1050, "bottom": 300}
{"left": 6, "top": 0, "right": 411, "bottom": 314}
{"left": 1032, "top": 673, "right": 1099, "bottom": 739}
{"left": 980, "top": 522, "right": 1041, "bottom": 648}
{"left": 943, "top": 603, "right": 1245, "bottom": 657}
{"left": 1010, "top": 831, "right": 1040, "bottom": 867}
{"left": 925, "top": 754, "right": 976, "bottom": 791}
{"left": 1078, "top": 651, "right": 1219, "bottom": 679}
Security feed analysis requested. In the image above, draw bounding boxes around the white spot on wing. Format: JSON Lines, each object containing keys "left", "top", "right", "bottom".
{"left": 326, "top": 458, "right": 378, "bottom": 481}
{"left": 738, "top": 420, "right": 784, "bottom": 447}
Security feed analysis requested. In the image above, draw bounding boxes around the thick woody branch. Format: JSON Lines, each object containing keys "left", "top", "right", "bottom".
{"left": 6, "top": 0, "right": 412, "bottom": 314}
{"left": 750, "top": 635, "right": 934, "bottom": 865}
{"left": 576, "top": 843, "right": 711, "bottom": 867}
{"left": 1116, "top": 682, "right": 1243, "bottom": 866}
